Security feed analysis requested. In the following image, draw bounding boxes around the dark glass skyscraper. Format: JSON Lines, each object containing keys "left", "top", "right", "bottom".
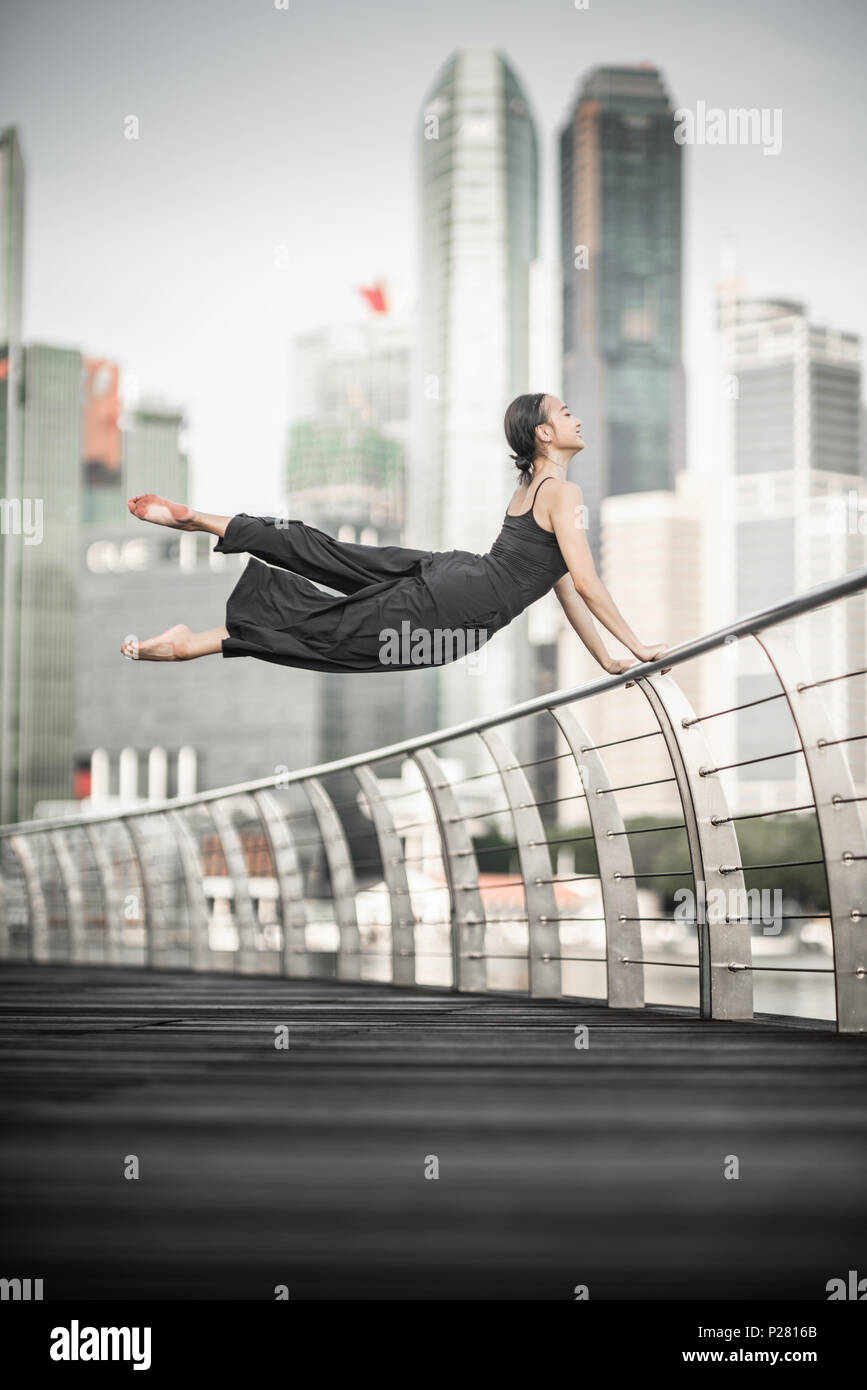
{"left": 560, "top": 65, "right": 685, "bottom": 558}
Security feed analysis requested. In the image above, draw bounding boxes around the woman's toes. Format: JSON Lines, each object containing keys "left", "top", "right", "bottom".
{"left": 127, "top": 493, "right": 195, "bottom": 527}
{"left": 128, "top": 623, "right": 193, "bottom": 661}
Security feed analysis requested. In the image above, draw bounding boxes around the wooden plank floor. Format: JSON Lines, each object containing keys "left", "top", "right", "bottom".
{"left": 0, "top": 963, "right": 865, "bottom": 1300}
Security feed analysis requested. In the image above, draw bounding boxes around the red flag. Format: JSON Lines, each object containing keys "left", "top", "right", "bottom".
{"left": 359, "top": 283, "right": 387, "bottom": 314}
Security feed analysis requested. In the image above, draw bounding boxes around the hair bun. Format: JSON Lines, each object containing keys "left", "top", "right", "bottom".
{"left": 504, "top": 392, "right": 548, "bottom": 478}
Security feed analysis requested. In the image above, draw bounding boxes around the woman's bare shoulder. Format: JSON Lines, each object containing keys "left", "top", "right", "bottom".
{"left": 537, "top": 476, "right": 582, "bottom": 521}
{"left": 544, "top": 477, "right": 582, "bottom": 504}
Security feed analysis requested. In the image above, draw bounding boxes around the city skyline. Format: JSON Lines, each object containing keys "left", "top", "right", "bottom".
{"left": 1, "top": 0, "right": 865, "bottom": 520}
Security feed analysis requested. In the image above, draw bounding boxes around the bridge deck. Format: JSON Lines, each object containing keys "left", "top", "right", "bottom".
{"left": 0, "top": 964, "right": 865, "bottom": 1300}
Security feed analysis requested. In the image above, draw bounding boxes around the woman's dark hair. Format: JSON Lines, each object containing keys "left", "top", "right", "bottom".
{"left": 504, "top": 392, "right": 550, "bottom": 479}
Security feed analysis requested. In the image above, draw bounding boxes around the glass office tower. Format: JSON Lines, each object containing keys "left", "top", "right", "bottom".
{"left": 560, "top": 65, "right": 685, "bottom": 558}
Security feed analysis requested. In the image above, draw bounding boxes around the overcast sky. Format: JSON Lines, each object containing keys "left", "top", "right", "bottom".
{"left": 1, "top": 0, "right": 865, "bottom": 515}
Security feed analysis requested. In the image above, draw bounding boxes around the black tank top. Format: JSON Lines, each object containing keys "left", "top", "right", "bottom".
{"left": 485, "top": 476, "right": 570, "bottom": 606}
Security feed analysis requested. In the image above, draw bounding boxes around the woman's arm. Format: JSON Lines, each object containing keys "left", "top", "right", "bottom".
{"left": 548, "top": 480, "right": 667, "bottom": 663}
{"left": 552, "top": 576, "right": 632, "bottom": 673}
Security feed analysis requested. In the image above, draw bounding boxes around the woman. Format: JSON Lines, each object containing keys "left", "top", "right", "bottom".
{"left": 121, "top": 392, "right": 668, "bottom": 676}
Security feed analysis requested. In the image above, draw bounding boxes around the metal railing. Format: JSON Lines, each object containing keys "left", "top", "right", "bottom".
{"left": 2, "top": 566, "right": 867, "bottom": 1033}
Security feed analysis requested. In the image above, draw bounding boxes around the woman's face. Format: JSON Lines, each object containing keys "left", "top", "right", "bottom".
{"left": 539, "top": 396, "right": 584, "bottom": 455}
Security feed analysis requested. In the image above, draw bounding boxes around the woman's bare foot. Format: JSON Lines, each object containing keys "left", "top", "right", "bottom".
{"left": 121, "top": 624, "right": 227, "bottom": 661}
{"left": 127, "top": 494, "right": 200, "bottom": 530}
{"left": 121, "top": 624, "right": 193, "bottom": 661}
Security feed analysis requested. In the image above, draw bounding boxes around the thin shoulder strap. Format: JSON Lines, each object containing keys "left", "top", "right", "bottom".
{"left": 530, "top": 475, "right": 558, "bottom": 515}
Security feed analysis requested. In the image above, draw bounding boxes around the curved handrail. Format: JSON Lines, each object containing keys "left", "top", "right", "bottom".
{"left": 1, "top": 563, "right": 866, "bottom": 1033}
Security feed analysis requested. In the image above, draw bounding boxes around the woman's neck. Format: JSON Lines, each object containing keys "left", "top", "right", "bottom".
{"left": 530, "top": 454, "right": 569, "bottom": 482}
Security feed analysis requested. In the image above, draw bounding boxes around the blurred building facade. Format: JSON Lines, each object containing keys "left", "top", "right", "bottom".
{"left": 16, "top": 344, "right": 82, "bottom": 821}
{"left": 122, "top": 398, "right": 188, "bottom": 523}
{"left": 719, "top": 290, "right": 866, "bottom": 804}
{"left": 0, "top": 130, "right": 86, "bottom": 823}
{"left": 286, "top": 306, "right": 409, "bottom": 538}
{"left": 81, "top": 358, "right": 123, "bottom": 524}
{"left": 560, "top": 64, "right": 685, "bottom": 559}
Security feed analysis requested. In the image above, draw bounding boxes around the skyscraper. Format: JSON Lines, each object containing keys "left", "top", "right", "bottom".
{"left": 15, "top": 344, "right": 83, "bottom": 820}
{"left": 290, "top": 289, "right": 411, "bottom": 464}
{"left": 122, "top": 399, "right": 188, "bottom": 523}
{"left": 81, "top": 358, "right": 123, "bottom": 525}
{"left": 413, "top": 48, "right": 540, "bottom": 739}
{"left": 560, "top": 64, "right": 685, "bottom": 558}
{"left": 286, "top": 298, "right": 411, "bottom": 540}
{"left": 0, "top": 126, "right": 26, "bottom": 823}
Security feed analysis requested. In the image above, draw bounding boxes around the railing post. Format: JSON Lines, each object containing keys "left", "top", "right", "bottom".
{"left": 48, "top": 829, "right": 87, "bottom": 964}
{"left": 753, "top": 630, "right": 867, "bottom": 1034}
{"left": 635, "top": 675, "right": 754, "bottom": 1023}
{"left": 85, "top": 823, "right": 126, "bottom": 964}
{"left": 10, "top": 834, "right": 49, "bottom": 961}
{"left": 253, "top": 788, "right": 311, "bottom": 978}
{"left": 411, "top": 747, "right": 486, "bottom": 993}
{"left": 0, "top": 853, "right": 7, "bottom": 959}
{"left": 0, "top": 841, "right": 31, "bottom": 961}
{"left": 353, "top": 764, "right": 417, "bottom": 986}
{"left": 478, "top": 727, "right": 561, "bottom": 998}
{"left": 167, "top": 810, "right": 212, "bottom": 971}
{"left": 303, "top": 777, "right": 361, "bottom": 981}
{"left": 549, "top": 706, "right": 646, "bottom": 1009}
{"left": 125, "top": 816, "right": 167, "bottom": 967}
{"left": 210, "top": 798, "right": 260, "bottom": 974}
